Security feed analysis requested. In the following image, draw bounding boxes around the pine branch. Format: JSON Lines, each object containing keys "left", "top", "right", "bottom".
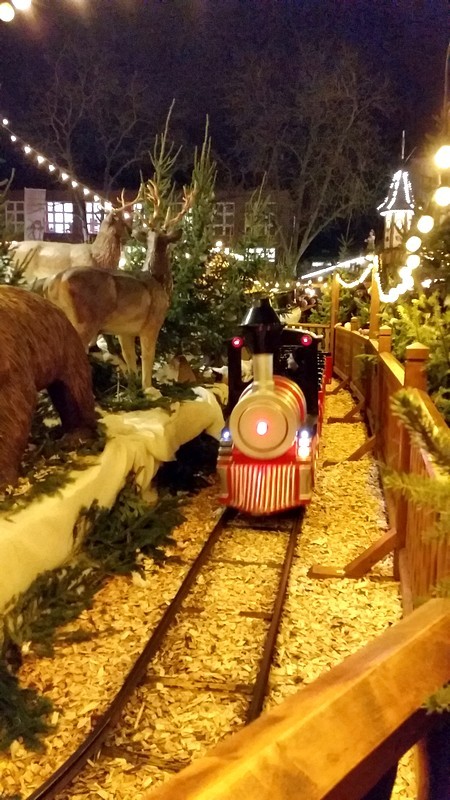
{"left": 383, "top": 468, "right": 450, "bottom": 527}
{"left": 390, "top": 391, "right": 450, "bottom": 473}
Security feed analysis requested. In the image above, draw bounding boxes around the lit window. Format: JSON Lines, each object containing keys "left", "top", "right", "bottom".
{"left": 46, "top": 201, "right": 74, "bottom": 234}
{"left": 86, "top": 201, "right": 103, "bottom": 234}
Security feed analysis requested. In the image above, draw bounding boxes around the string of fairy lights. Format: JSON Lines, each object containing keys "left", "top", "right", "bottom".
{"left": 2, "top": 110, "right": 449, "bottom": 299}
{"left": 0, "top": 0, "right": 31, "bottom": 23}
{"left": 298, "top": 143, "right": 450, "bottom": 301}
{"left": 0, "top": 116, "right": 117, "bottom": 212}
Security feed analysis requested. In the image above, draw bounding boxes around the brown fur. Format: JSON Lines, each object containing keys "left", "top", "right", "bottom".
{"left": 0, "top": 286, "right": 97, "bottom": 489}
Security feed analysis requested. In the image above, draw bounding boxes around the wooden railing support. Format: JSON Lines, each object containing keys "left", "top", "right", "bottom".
{"left": 378, "top": 325, "right": 392, "bottom": 354}
{"left": 404, "top": 342, "right": 430, "bottom": 392}
{"left": 369, "top": 262, "right": 380, "bottom": 339}
{"left": 330, "top": 273, "right": 340, "bottom": 360}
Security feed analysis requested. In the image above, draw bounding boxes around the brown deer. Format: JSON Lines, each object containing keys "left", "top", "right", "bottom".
{"left": 41, "top": 185, "right": 194, "bottom": 390}
{"left": 9, "top": 198, "right": 133, "bottom": 281}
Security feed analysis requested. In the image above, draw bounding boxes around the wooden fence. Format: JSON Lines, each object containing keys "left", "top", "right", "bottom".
{"left": 332, "top": 322, "right": 449, "bottom": 609}
{"left": 148, "top": 601, "right": 450, "bottom": 800}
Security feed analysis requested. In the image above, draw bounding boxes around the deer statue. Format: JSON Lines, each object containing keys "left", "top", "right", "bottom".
{"left": 9, "top": 198, "right": 133, "bottom": 282}
{"left": 41, "top": 184, "right": 195, "bottom": 391}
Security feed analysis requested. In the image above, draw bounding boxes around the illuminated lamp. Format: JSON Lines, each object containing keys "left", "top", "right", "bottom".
{"left": 405, "top": 254, "right": 420, "bottom": 270}
{"left": 2, "top": 117, "right": 9, "bottom": 125}
{"left": 231, "top": 336, "right": 244, "bottom": 349}
{"left": 433, "top": 186, "right": 450, "bottom": 207}
{"left": 10, "top": 135, "right": 16, "bottom": 142}
{"left": 256, "top": 420, "right": 268, "bottom": 436}
{"left": 23, "top": 145, "right": 31, "bottom": 154}
{"left": 434, "top": 145, "right": 450, "bottom": 171}
{"left": 61, "top": 172, "right": 69, "bottom": 181}
{"left": 417, "top": 215, "right": 434, "bottom": 234}
{"left": 398, "top": 266, "right": 410, "bottom": 280}
{"left": 12, "top": 0, "right": 32, "bottom": 9}
{"left": 36, "top": 154, "right": 44, "bottom": 164}
{"left": 405, "top": 235, "right": 422, "bottom": 253}
{"left": 71, "top": 180, "right": 78, "bottom": 188}
{"left": 48, "top": 164, "right": 55, "bottom": 172}
{"left": 0, "top": 4, "right": 15, "bottom": 22}
{"left": 300, "top": 333, "right": 312, "bottom": 346}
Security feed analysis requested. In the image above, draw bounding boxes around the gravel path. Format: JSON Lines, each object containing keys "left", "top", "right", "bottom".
{"left": 0, "top": 382, "right": 415, "bottom": 799}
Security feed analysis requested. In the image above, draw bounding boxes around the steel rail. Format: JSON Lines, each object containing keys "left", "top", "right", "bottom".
{"left": 26, "top": 507, "right": 235, "bottom": 800}
{"left": 246, "top": 509, "right": 303, "bottom": 722}
{"left": 25, "top": 505, "right": 301, "bottom": 799}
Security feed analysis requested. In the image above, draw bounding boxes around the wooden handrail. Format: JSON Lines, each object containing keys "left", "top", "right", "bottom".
{"left": 147, "top": 600, "right": 450, "bottom": 800}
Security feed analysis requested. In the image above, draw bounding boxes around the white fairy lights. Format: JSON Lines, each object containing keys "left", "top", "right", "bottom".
{"left": 0, "top": 116, "right": 112, "bottom": 209}
{"left": 336, "top": 262, "right": 373, "bottom": 288}
{"left": 0, "top": 0, "right": 32, "bottom": 21}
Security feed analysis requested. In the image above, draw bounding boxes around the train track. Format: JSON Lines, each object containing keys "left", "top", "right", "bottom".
{"left": 26, "top": 505, "right": 303, "bottom": 800}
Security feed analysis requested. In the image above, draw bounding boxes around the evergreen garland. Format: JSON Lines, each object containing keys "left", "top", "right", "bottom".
{"left": 81, "top": 477, "right": 184, "bottom": 575}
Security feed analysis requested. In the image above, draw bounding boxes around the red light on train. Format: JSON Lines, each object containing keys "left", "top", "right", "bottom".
{"left": 300, "top": 334, "right": 312, "bottom": 346}
{"left": 256, "top": 420, "right": 268, "bottom": 436}
{"left": 231, "top": 336, "right": 244, "bottom": 349}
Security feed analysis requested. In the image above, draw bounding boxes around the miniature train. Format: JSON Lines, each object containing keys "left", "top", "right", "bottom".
{"left": 218, "top": 297, "right": 330, "bottom": 515}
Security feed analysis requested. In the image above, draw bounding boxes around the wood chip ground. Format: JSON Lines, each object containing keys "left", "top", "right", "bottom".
{"left": 0, "top": 381, "right": 416, "bottom": 799}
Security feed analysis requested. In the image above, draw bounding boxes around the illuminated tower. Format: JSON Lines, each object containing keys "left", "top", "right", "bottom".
{"left": 378, "top": 134, "right": 415, "bottom": 249}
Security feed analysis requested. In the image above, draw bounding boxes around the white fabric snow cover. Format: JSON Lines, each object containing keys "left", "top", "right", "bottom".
{"left": 0, "top": 387, "right": 223, "bottom": 612}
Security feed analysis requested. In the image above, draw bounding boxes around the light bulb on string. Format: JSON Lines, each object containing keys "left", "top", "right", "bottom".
{"left": 434, "top": 145, "right": 450, "bottom": 171}
{"left": 12, "top": 0, "right": 32, "bottom": 9}
{"left": 406, "top": 254, "right": 420, "bottom": 270}
{"left": 405, "top": 235, "right": 422, "bottom": 253}
{"left": 433, "top": 186, "right": 450, "bottom": 207}
{"left": 417, "top": 214, "right": 434, "bottom": 234}
{"left": 0, "top": 4, "right": 15, "bottom": 22}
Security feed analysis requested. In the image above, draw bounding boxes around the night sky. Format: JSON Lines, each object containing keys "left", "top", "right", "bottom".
{"left": 0, "top": 0, "right": 448, "bottom": 254}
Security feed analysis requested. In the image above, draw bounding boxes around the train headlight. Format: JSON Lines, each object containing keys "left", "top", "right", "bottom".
{"left": 220, "top": 427, "right": 232, "bottom": 444}
{"left": 300, "top": 333, "right": 313, "bottom": 346}
{"left": 256, "top": 420, "right": 269, "bottom": 436}
{"left": 297, "top": 429, "right": 311, "bottom": 459}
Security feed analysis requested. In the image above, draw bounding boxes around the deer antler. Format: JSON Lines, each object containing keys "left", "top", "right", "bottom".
{"left": 113, "top": 187, "right": 142, "bottom": 215}
{"left": 163, "top": 185, "right": 196, "bottom": 231}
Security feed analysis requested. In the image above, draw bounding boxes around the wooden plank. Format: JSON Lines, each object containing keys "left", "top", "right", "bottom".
{"left": 328, "top": 375, "right": 349, "bottom": 395}
{"left": 328, "top": 398, "right": 365, "bottom": 424}
{"left": 149, "top": 600, "right": 450, "bottom": 800}
{"left": 308, "top": 529, "right": 398, "bottom": 579}
{"left": 323, "top": 434, "right": 375, "bottom": 467}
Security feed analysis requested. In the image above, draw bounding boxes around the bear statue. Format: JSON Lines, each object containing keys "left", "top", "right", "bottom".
{"left": 0, "top": 285, "right": 98, "bottom": 490}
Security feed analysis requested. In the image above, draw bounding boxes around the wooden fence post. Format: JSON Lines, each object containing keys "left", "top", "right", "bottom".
{"left": 404, "top": 342, "right": 430, "bottom": 392}
{"left": 330, "top": 273, "right": 340, "bottom": 360}
{"left": 394, "top": 342, "right": 430, "bottom": 575}
{"left": 377, "top": 325, "right": 392, "bottom": 354}
{"left": 369, "top": 262, "right": 380, "bottom": 339}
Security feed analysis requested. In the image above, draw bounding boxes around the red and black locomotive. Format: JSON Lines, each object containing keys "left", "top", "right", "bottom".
{"left": 218, "top": 297, "right": 330, "bottom": 515}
